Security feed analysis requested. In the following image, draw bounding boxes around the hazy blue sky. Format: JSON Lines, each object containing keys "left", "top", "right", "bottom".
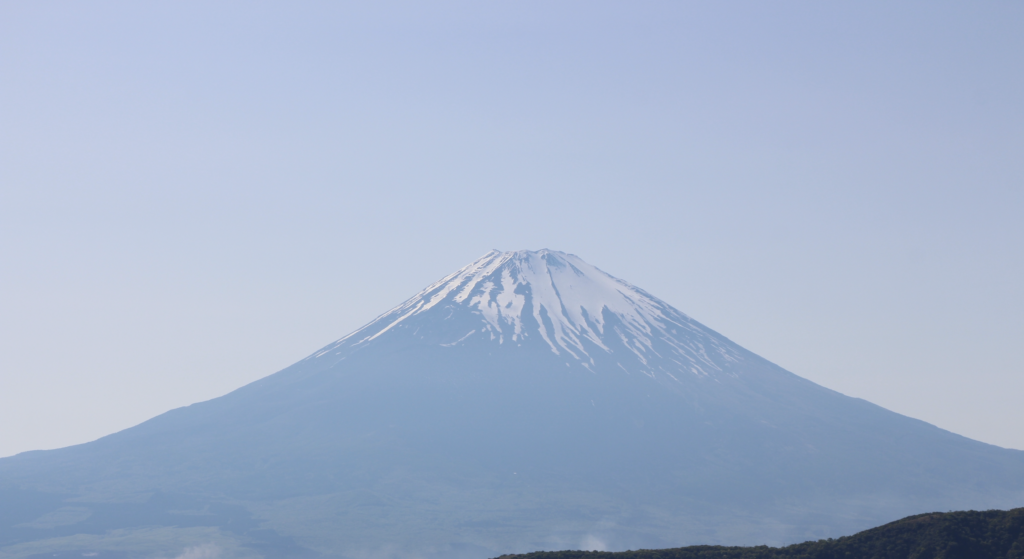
{"left": 1, "top": 1, "right": 1022, "bottom": 458}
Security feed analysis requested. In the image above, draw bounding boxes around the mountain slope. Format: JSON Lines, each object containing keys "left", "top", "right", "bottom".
{"left": 1, "top": 249, "right": 1022, "bottom": 559}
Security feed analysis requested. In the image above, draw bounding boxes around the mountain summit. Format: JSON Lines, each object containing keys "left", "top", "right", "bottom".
{"left": 2, "top": 250, "right": 1023, "bottom": 559}
{"left": 311, "top": 249, "right": 740, "bottom": 379}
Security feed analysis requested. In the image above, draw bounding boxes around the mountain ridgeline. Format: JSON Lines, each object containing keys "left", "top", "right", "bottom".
{"left": 1, "top": 250, "right": 1023, "bottom": 559}
{"left": 495, "top": 508, "right": 1024, "bottom": 559}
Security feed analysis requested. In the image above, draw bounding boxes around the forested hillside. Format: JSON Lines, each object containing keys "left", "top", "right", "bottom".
{"left": 495, "top": 508, "right": 1024, "bottom": 559}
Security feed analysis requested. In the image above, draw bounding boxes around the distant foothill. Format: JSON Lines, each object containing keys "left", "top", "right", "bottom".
{"left": 493, "top": 508, "right": 1024, "bottom": 559}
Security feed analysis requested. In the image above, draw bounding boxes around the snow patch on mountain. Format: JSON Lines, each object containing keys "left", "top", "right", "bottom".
{"left": 311, "top": 249, "right": 743, "bottom": 379}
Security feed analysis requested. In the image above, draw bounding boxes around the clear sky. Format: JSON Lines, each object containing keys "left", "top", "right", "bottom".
{"left": 1, "top": 1, "right": 1022, "bottom": 458}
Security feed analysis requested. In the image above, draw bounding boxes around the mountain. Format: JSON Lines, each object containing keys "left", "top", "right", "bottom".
{"left": 494, "top": 507, "right": 1024, "bottom": 559}
{"left": 1, "top": 249, "right": 1022, "bottom": 559}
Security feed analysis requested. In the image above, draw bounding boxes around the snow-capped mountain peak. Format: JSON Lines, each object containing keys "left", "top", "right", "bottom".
{"left": 310, "top": 249, "right": 743, "bottom": 379}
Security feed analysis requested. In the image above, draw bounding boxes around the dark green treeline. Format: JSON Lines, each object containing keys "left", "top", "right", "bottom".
{"left": 495, "top": 508, "right": 1024, "bottom": 559}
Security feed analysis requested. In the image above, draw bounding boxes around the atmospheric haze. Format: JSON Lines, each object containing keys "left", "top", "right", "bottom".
{"left": 0, "top": 0, "right": 1022, "bottom": 534}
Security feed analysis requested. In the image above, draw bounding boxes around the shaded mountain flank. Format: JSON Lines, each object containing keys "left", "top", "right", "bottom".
{"left": 2, "top": 250, "right": 1022, "bottom": 559}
